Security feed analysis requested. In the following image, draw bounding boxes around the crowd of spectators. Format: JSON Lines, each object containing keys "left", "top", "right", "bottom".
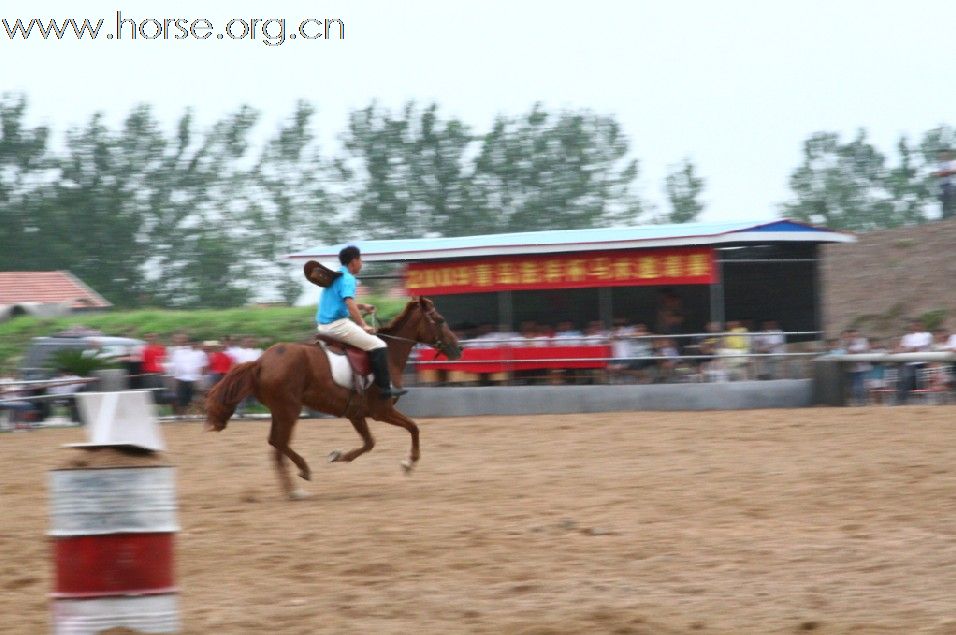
{"left": 135, "top": 333, "right": 264, "bottom": 417}
{"left": 0, "top": 333, "right": 266, "bottom": 428}
{"left": 450, "top": 318, "right": 793, "bottom": 385}
{"left": 825, "top": 319, "right": 956, "bottom": 405}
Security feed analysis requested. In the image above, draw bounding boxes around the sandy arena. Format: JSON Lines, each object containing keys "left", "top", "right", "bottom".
{"left": 3, "top": 406, "right": 956, "bottom": 634}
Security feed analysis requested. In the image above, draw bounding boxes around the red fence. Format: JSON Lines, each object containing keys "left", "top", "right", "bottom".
{"left": 415, "top": 345, "right": 612, "bottom": 374}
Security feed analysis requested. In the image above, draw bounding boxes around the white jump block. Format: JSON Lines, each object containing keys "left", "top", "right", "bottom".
{"left": 71, "top": 390, "right": 165, "bottom": 451}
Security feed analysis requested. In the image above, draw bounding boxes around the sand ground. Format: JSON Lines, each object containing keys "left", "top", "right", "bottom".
{"left": 3, "top": 406, "right": 956, "bottom": 634}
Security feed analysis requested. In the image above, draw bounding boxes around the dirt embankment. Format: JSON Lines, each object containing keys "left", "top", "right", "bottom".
{"left": 822, "top": 218, "right": 956, "bottom": 337}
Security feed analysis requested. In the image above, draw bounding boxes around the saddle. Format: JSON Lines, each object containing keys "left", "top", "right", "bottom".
{"left": 314, "top": 334, "right": 372, "bottom": 376}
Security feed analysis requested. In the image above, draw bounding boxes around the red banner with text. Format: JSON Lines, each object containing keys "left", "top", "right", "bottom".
{"left": 405, "top": 247, "right": 716, "bottom": 295}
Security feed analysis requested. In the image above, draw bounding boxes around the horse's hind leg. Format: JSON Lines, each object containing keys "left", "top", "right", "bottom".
{"left": 377, "top": 407, "right": 420, "bottom": 474}
{"left": 328, "top": 416, "right": 375, "bottom": 463}
{"left": 267, "top": 403, "right": 311, "bottom": 499}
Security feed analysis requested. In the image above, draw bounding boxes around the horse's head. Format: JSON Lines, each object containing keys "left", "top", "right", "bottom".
{"left": 409, "top": 297, "right": 462, "bottom": 360}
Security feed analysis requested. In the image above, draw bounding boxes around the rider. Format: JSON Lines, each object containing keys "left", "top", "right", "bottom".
{"left": 316, "top": 245, "right": 407, "bottom": 398}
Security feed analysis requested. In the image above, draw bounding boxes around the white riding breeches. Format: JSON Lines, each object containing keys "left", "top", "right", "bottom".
{"left": 317, "top": 318, "right": 386, "bottom": 351}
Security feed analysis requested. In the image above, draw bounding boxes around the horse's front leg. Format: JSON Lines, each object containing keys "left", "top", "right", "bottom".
{"left": 268, "top": 405, "right": 311, "bottom": 500}
{"left": 375, "top": 406, "right": 420, "bottom": 475}
{"left": 328, "top": 416, "right": 375, "bottom": 463}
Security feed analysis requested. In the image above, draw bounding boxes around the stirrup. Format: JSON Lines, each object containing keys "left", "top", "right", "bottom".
{"left": 381, "top": 384, "right": 408, "bottom": 397}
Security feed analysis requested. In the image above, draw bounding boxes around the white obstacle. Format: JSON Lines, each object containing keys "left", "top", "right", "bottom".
{"left": 49, "top": 390, "right": 180, "bottom": 634}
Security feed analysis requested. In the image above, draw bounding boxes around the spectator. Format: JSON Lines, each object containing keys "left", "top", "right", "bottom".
{"left": 896, "top": 319, "right": 932, "bottom": 404}
{"left": 753, "top": 320, "right": 786, "bottom": 379}
{"left": 225, "top": 335, "right": 245, "bottom": 364}
{"left": 842, "top": 328, "right": 870, "bottom": 406}
{"left": 609, "top": 319, "right": 637, "bottom": 383}
{"left": 946, "top": 326, "right": 956, "bottom": 390}
{"left": 824, "top": 338, "right": 846, "bottom": 355}
{"left": 653, "top": 338, "right": 680, "bottom": 383}
{"left": 469, "top": 324, "right": 498, "bottom": 349}
{"left": 655, "top": 288, "right": 684, "bottom": 335}
{"left": 865, "top": 338, "right": 890, "bottom": 404}
{"left": 927, "top": 328, "right": 952, "bottom": 396}
{"left": 46, "top": 367, "right": 85, "bottom": 422}
{"left": 582, "top": 320, "right": 609, "bottom": 344}
{"left": 520, "top": 321, "right": 549, "bottom": 347}
{"left": 139, "top": 333, "right": 167, "bottom": 391}
{"left": 205, "top": 340, "right": 233, "bottom": 388}
{"left": 720, "top": 320, "right": 751, "bottom": 380}
{"left": 0, "top": 373, "right": 34, "bottom": 429}
{"left": 232, "top": 337, "right": 263, "bottom": 417}
{"left": 552, "top": 321, "right": 584, "bottom": 346}
{"left": 695, "top": 321, "right": 726, "bottom": 382}
{"left": 167, "top": 337, "right": 207, "bottom": 417}
{"left": 933, "top": 148, "right": 956, "bottom": 220}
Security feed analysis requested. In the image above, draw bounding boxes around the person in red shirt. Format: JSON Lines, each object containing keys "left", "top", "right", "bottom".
{"left": 205, "top": 340, "right": 234, "bottom": 387}
{"left": 140, "top": 333, "right": 167, "bottom": 390}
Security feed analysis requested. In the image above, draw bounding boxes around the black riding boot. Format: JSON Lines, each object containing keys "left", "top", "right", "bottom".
{"left": 369, "top": 348, "right": 407, "bottom": 398}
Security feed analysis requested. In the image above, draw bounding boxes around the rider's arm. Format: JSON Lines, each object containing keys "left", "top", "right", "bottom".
{"left": 345, "top": 298, "right": 371, "bottom": 330}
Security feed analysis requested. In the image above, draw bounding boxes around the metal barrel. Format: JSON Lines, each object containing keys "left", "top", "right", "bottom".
{"left": 48, "top": 464, "right": 179, "bottom": 634}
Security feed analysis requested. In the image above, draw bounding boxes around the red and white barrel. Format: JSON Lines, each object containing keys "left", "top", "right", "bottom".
{"left": 49, "top": 464, "right": 179, "bottom": 634}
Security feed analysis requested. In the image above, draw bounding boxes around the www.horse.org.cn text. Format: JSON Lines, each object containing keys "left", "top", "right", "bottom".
{"left": 1, "top": 12, "right": 346, "bottom": 46}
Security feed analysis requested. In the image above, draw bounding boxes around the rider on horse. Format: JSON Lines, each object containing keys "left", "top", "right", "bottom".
{"left": 316, "top": 245, "right": 408, "bottom": 398}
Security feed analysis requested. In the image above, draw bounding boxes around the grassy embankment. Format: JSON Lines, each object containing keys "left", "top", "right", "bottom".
{"left": 0, "top": 297, "right": 408, "bottom": 371}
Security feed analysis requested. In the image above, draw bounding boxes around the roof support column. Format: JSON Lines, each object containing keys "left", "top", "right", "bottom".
{"left": 709, "top": 258, "right": 725, "bottom": 326}
{"left": 497, "top": 290, "right": 513, "bottom": 333}
{"left": 598, "top": 287, "right": 613, "bottom": 330}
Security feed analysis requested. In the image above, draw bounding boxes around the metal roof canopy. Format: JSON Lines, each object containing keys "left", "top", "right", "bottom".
{"left": 287, "top": 219, "right": 854, "bottom": 263}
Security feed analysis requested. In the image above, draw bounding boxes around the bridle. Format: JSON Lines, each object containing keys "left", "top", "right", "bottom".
{"left": 376, "top": 305, "right": 455, "bottom": 356}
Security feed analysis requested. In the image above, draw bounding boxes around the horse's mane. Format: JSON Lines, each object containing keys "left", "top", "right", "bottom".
{"left": 379, "top": 300, "right": 426, "bottom": 335}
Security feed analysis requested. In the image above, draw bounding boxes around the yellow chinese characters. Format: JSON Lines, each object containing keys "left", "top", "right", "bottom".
{"left": 636, "top": 256, "right": 659, "bottom": 279}
{"left": 543, "top": 259, "right": 564, "bottom": 283}
{"left": 519, "top": 261, "right": 541, "bottom": 284}
{"left": 663, "top": 255, "right": 683, "bottom": 277}
{"left": 686, "top": 253, "right": 711, "bottom": 277}
{"left": 474, "top": 264, "right": 493, "bottom": 287}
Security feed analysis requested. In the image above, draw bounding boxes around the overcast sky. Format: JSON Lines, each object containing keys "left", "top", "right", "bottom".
{"left": 4, "top": 0, "right": 954, "bottom": 223}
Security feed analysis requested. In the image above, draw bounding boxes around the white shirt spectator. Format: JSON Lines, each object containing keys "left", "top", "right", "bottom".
{"left": 167, "top": 347, "right": 208, "bottom": 382}
{"left": 551, "top": 329, "right": 584, "bottom": 346}
{"left": 900, "top": 330, "right": 932, "bottom": 366}
{"left": 753, "top": 329, "right": 786, "bottom": 354}
{"left": 229, "top": 346, "right": 263, "bottom": 364}
{"left": 900, "top": 331, "right": 932, "bottom": 350}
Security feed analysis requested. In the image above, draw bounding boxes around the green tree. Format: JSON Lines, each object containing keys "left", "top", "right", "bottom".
{"left": 143, "top": 106, "right": 260, "bottom": 308}
{"left": 781, "top": 130, "right": 928, "bottom": 231}
{"left": 40, "top": 107, "right": 160, "bottom": 304}
{"left": 337, "top": 102, "right": 474, "bottom": 239}
{"left": 662, "top": 159, "right": 705, "bottom": 223}
{"left": 0, "top": 94, "right": 51, "bottom": 270}
{"left": 471, "top": 104, "right": 644, "bottom": 233}
{"left": 252, "top": 101, "right": 341, "bottom": 304}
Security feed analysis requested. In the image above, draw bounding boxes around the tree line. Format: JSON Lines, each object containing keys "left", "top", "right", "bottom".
{"left": 0, "top": 91, "right": 950, "bottom": 308}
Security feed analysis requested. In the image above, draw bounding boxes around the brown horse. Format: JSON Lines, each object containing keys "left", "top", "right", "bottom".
{"left": 204, "top": 298, "right": 462, "bottom": 499}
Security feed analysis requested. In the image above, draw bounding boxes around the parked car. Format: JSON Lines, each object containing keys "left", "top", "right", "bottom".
{"left": 18, "top": 333, "right": 144, "bottom": 381}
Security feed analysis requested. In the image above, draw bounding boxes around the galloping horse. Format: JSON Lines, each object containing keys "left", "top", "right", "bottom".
{"left": 204, "top": 297, "right": 462, "bottom": 499}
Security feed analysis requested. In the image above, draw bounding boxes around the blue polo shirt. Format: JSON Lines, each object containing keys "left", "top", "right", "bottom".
{"left": 317, "top": 267, "right": 357, "bottom": 324}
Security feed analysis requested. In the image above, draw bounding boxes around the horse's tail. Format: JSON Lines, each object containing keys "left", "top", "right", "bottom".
{"left": 204, "top": 361, "right": 260, "bottom": 431}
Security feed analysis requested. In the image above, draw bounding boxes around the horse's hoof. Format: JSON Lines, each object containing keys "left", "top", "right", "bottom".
{"left": 298, "top": 469, "right": 311, "bottom": 481}
{"left": 288, "top": 489, "right": 311, "bottom": 501}
{"left": 400, "top": 459, "right": 415, "bottom": 475}
{"left": 328, "top": 449, "right": 343, "bottom": 463}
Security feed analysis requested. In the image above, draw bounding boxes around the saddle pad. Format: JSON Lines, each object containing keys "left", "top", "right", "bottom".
{"left": 322, "top": 345, "right": 374, "bottom": 391}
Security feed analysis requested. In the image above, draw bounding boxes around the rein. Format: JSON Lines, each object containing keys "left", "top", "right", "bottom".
{"left": 373, "top": 307, "right": 451, "bottom": 356}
